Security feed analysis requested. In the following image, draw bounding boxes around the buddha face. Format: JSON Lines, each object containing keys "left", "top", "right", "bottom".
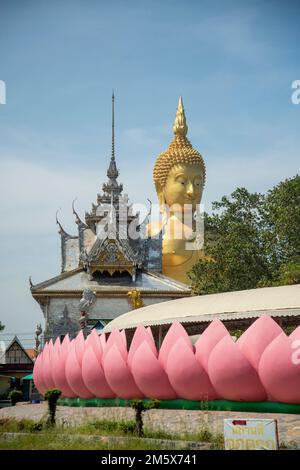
{"left": 161, "top": 163, "right": 204, "bottom": 212}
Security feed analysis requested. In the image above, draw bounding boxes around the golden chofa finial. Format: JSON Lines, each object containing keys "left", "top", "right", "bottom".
{"left": 172, "top": 96, "right": 188, "bottom": 137}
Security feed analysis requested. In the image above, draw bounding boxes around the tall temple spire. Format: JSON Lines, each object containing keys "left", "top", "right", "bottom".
{"left": 103, "top": 92, "right": 123, "bottom": 197}
{"left": 112, "top": 90, "right": 115, "bottom": 160}
{"left": 173, "top": 96, "right": 188, "bottom": 138}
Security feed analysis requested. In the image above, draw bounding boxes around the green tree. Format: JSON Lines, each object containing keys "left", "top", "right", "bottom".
{"left": 263, "top": 175, "right": 300, "bottom": 269}
{"left": 9, "top": 389, "right": 23, "bottom": 406}
{"left": 259, "top": 259, "right": 300, "bottom": 287}
{"left": 44, "top": 389, "right": 62, "bottom": 426}
{"left": 189, "top": 176, "right": 300, "bottom": 294}
{"left": 0, "top": 321, "right": 5, "bottom": 332}
{"left": 189, "top": 188, "right": 270, "bottom": 295}
{"left": 129, "top": 399, "right": 160, "bottom": 437}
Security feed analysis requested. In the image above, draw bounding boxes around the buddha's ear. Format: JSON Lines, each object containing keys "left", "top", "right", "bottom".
{"left": 158, "top": 188, "right": 166, "bottom": 214}
{"left": 158, "top": 190, "right": 165, "bottom": 207}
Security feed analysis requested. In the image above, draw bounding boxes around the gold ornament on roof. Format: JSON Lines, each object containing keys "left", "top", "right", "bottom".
{"left": 127, "top": 289, "right": 144, "bottom": 309}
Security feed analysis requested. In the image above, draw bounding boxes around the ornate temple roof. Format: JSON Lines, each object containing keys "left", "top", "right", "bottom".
{"left": 31, "top": 268, "right": 190, "bottom": 297}
{"left": 45, "top": 94, "right": 165, "bottom": 280}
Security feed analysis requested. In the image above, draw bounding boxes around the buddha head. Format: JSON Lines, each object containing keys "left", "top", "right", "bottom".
{"left": 153, "top": 97, "right": 206, "bottom": 215}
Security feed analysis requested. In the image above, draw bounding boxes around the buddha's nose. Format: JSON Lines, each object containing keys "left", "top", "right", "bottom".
{"left": 186, "top": 184, "right": 194, "bottom": 199}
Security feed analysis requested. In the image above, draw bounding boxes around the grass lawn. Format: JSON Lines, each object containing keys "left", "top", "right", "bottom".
{"left": 0, "top": 417, "right": 224, "bottom": 450}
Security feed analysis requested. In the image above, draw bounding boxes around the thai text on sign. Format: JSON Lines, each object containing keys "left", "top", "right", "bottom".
{"left": 224, "top": 418, "right": 278, "bottom": 450}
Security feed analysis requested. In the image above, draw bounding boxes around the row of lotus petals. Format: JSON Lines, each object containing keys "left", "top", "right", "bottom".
{"left": 33, "top": 315, "right": 300, "bottom": 404}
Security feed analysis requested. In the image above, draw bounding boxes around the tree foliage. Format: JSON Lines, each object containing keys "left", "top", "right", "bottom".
{"left": 189, "top": 176, "right": 300, "bottom": 295}
{"left": 263, "top": 175, "right": 300, "bottom": 267}
{"left": 9, "top": 389, "right": 23, "bottom": 406}
{"left": 0, "top": 321, "right": 5, "bottom": 332}
{"left": 44, "top": 388, "right": 62, "bottom": 426}
{"left": 129, "top": 399, "right": 160, "bottom": 437}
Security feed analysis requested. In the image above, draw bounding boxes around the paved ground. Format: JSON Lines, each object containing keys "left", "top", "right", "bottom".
{"left": 1, "top": 403, "right": 300, "bottom": 446}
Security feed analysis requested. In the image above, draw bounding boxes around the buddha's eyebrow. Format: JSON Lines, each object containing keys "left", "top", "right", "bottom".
{"left": 174, "top": 173, "right": 186, "bottom": 178}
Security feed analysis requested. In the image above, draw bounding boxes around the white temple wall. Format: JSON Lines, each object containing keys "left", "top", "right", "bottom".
{"left": 43, "top": 295, "right": 180, "bottom": 341}
{"left": 63, "top": 238, "right": 80, "bottom": 271}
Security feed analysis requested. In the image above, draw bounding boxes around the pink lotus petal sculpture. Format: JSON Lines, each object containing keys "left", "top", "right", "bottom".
{"left": 166, "top": 338, "right": 217, "bottom": 400}
{"left": 290, "top": 325, "right": 300, "bottom": 340}
{"left": 195, "top": 320, "right": 230, "bottom": 373}
{"left": 103, "top": 329, "right": 127, "bottom": 363}
{"left": 128, "top": 325, "right": 157, "bottom": 369}
{"left": 208, "top": 335, "right": 267, "bottom": 401}
{"left": 65, "top": 341, "right": 94, "bottom": 398}
{"left": 51, "top": 338, "right": 76, "bottom": 398}
{"left": 84, "top": 329, "right": 103, "bottom": 363}
{"left": 259, "top": 332, "right": 300, "bottom": 404}
{"left": 237, "top": 315, "right": 283, "bottom": 370}
{"left": 146, "top": 327, "right": 154, "bottom": 342}
{"left": 50, "top": 337, "right": 61, "bottom": 384}
{"left": 103, "top": 344, "right": 144, "bottom": 399}
{"left": 120, "top": 329, "right": 127, "bottom": 345}
{"left": 38, "top": 344, "right": 48, "bottom": 391}
{"left": 131, "top": 341, "right": 177, "bottom": 399}
{"left": 34, "top": 318, "right": 300, "bottom": 404}
{"left": 42, "top": 341, "right": 57, "bottom": 390}
{"left": 100, "top": 333, "right": 106, "bottom": 350}
{"left": 159, "top": 321, "right": 193, "bottom": 370}
{"left": 74, "top": 331, "right": 86, "bottom": 366}
{"left": 82, "top": 346, "right": 115, "bottom": 398}
{"left": 85, "top": 331, "right": 94, "bottom": 348}
{"left": 61, "top": 334, "right": 71, "bottom": 358}
{"left": 33, "top": 352, "right": 47, "bottom": 395}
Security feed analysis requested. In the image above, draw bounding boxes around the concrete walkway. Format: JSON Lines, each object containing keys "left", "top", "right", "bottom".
{"left": 1, "top": 403, "right": 300, "bottom": 446}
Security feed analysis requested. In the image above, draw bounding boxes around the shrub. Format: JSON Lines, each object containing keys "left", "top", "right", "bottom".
{"left": 91, "top": 420, "right": 117, "bottom": 432}
{"left": 9, "top": 390, "right": 23, "bottom": 406}
{"left": 29, "top": 422, "right": 43, "bottom": 433}
{"left": 198, "top": 428, "right": 213, "bottom": 441}
{"left": 44, "top": 389, "right": 61, "bottom": 426}
{"left": 129, "top": 399, "right": 160, "bottom": 437}
{"left": 90, "top": 419, "right": 136, "bottom": 435}
{"left": 118, "top": 421, "right": 136, "bottom": 435}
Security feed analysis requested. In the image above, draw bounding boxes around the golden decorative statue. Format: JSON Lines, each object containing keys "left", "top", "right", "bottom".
{"left": 150, "top": 97, "right": 206, "bottom": 284}
{"left": 127, "top": 289, "right": 144, "bottom": 309}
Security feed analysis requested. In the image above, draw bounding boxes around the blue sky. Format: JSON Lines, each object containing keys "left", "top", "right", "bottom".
{"left": 0, "top": 0, "right": 299, "bottom": 346}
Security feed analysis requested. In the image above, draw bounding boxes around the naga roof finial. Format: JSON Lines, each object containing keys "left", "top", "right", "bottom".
{"left": 72, "top": 198, "right": 86, "bottom": 226}
{"left": 55, "top": 208, "right": 67, "bottom": 235}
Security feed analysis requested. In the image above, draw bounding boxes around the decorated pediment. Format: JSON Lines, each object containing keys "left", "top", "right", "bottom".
{"left": 86, "top": 238, "right": 137, "bottom": 277}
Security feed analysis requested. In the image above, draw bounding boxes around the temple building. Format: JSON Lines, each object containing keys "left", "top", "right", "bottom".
{"left": 30, "top": 95, "right": 190, "bottom": 342}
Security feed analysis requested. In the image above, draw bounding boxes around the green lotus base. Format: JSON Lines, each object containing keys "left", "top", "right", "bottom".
{"left": 57, "top": 397, "right": 300, "bottom": 414}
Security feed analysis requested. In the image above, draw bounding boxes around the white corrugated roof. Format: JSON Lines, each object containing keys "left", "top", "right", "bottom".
{"left": 103, "top": 284, "right": 300, "bottom": 332}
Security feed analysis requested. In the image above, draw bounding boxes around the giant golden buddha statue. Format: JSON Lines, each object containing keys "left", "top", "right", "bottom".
{"left": 150, "top": 97, "right": 206, "bottom": 284}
